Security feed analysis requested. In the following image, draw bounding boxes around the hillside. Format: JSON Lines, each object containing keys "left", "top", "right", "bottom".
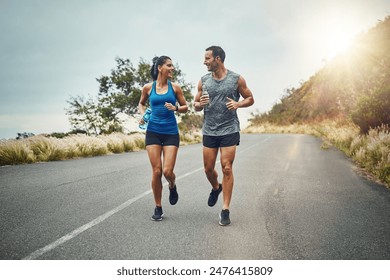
{"left": 250, "top": 16, "right": 390, "bottom": 133}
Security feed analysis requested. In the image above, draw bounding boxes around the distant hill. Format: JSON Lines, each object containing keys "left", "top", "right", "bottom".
{"left": 250, "top": 15, "right": 390, "bottom": 133}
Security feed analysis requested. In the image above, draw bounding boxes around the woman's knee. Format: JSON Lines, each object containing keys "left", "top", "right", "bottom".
{"left": 163, "top": 168, "right": 174, "bottom": 180}
{"left": 153, "top": 167, "right": 163, "bottom": 178}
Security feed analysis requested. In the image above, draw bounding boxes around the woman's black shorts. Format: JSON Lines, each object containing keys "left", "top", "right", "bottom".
{"left": 145, "top": 130, "right": 180, "bottom": 147}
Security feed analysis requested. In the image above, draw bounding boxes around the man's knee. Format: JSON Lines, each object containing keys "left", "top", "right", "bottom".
{"left": 222, "top": 163, "right": 233, "bottom": 176}
{"left": 204, "top": 165, "right": 214, "bottom": 176}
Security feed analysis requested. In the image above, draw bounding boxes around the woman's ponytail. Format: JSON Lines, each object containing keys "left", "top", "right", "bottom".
{"left": 150, "top": 55, "right": 171, "bottom": 81}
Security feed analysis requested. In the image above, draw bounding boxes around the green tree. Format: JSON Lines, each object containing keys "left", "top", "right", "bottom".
{"left": 66, "top": 57, "right": 194, "bottom": 135}
{"left": 66, "top": 95, "right": 104, "bottom": 135}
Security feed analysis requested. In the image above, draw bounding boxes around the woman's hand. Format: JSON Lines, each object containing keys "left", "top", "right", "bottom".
{"left": 139, "top": 117, "right": 145, "bottom": 125}
{"left": 165, "top": 102, "right": 177, "bottom": 111}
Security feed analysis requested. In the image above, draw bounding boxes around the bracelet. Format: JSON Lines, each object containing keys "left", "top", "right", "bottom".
{"left": 175, "top": 105, "right": 179, "bottom": 111}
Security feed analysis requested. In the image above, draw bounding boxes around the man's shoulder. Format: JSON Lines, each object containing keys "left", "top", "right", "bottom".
{"left": 227, "top": 69, "right": 240, "bottom": 78}
{"left": 201, "top": 72, "right": 212, "bottom": 80}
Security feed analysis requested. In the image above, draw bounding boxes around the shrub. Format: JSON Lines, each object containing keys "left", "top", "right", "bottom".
{"left": 352, "top": 86, "right": 390, "bottom": 134}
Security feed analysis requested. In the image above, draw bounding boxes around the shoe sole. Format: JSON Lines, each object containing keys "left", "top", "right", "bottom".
{"left": 151, "top": 213, "right": 164, "bottom": 221}
{"left": 218, "top": 214, "right": 230, "bottom": 226}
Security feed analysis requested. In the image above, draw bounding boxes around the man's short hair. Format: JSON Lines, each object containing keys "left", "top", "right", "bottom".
{"left": 206, "top": 46, "right": 225, "bottom": 63}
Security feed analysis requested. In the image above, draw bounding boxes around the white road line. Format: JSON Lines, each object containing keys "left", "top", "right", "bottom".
{"left": 22, "top": 135, "right": 270, "bottom": 260}
{"left": 23, "top": 190, "right": 151, "bottom": 260}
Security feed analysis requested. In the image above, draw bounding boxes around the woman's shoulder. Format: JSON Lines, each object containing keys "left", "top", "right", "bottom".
{"left": 142, "top": 82, "right": 154, "bottom": 94}
{"left": 143, "top": 82, "right": 154, "bottom": 89}
{"left": 169, "top": 81, "right": 182, "bottom": 91}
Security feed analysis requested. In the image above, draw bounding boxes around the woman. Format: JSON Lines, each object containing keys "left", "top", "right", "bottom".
{"left": 138, "top": 56, "right": 188, "bottom": 221}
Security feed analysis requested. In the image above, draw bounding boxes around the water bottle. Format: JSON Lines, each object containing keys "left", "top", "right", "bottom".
{"left": 202, "top": 84, "right": 209, "bottom": 110}
{"left": 139, "top": 108, "right": 152, "bottom": 130}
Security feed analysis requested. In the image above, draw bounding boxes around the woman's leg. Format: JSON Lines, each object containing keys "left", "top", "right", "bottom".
{"left": 146, "top": 144, "right": 163, "bottom": 206}
{"left": 162, "top": 145, "right": 178, "bottom": 188}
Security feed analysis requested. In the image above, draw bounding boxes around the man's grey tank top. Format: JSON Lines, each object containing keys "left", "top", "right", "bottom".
{"left": 201, "top": 70, "right": 241, "bottom": 136}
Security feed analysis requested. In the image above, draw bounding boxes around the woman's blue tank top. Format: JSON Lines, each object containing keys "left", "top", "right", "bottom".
{"left": 147, "top": 80, "right": 178, "bottom": 134}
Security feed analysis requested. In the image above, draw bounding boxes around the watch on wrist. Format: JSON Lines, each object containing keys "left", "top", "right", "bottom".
{"left": 175, "top": 105, "right": 179, "bottom": 111}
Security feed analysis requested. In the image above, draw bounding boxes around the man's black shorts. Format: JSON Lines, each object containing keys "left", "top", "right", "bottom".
{"left": 203, "top": 132, "right": 240, "bottom": 148}
{"left": 145, "top": 131, "right": 180, "bottom": 147}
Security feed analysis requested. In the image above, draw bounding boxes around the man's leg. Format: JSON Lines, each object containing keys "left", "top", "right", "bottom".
{"left": 220, "top": 145, "right": 236, "bottom": 210}
{"left": 203, "top": 146, "right": 219, "bottom": 189}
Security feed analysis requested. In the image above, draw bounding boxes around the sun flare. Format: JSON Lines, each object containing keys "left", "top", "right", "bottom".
{"left": 326, "top": 31, "right": 354, "bottom": 59}
{"left": 324, "top": 17, "right": 357, "bottom": 60}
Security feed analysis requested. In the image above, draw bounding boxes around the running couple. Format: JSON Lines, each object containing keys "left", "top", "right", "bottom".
{"left": 138, "top": 46, "right": 254, "bottom": 226}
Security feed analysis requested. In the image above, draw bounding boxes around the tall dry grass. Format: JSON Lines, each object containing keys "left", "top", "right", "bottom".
{"left": 352, "top": 128, "right": 390, "bottom": 184}
{"left": 0, "top": 131, "right": 200, "bottom": 166}
{"left": 0, "top": 133, "right": 145, "bottom": 166}
{"left": 245, "top": 120, "right": 390, "bottom": 186}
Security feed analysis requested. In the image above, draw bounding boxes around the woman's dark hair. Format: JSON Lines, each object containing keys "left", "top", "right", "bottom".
{"left": 150, "top": 55, "right": 171, "bottom": 80}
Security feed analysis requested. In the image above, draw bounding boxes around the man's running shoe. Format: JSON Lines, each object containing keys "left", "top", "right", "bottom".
{"left": 208, "top": 184, "right": 222, "bottom": 207}
{"left": 169, "top": 185, "right": 179, "bottom": 205}
{"left": 151, "top": 206, "right": 163, "bottom": 221}
{"left": 219, "top": 209, "right": 230, "bottom": 226}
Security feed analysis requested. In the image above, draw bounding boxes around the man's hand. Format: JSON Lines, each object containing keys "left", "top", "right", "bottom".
{"left": 226, "top": 97, "right": 239, "bottom": 110}
{"left": 199, "top": 94, "right": 210, "bottom": 107}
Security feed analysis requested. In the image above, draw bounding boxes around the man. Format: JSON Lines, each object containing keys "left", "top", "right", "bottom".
{"left": 194, "top": 46, "right": 255, "bottom": 226}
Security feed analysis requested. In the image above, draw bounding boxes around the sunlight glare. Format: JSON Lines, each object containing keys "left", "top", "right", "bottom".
{"left": 325, "top": 18, "right": 356, "bottom": 60}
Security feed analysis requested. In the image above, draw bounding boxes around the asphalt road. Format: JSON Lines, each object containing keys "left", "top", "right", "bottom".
{"left": 0, "top": 134, "right": 389, "bottom": 260}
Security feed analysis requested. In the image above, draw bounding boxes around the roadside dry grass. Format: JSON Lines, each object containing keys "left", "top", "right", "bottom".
{"left": 0, "top": 133, "right": 144, "bottom": 165}
{"left": 2, "top": 122, "right": 387, "bottom": 188}
{"left": 0, "top": 131, "right": 201, "bottom": 166}
{"left": 245, "top": 120, "right": 390, "bottom": 187}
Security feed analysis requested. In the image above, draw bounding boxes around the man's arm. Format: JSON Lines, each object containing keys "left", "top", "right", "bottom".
{"left": 226, "top": 75, "right": 254, "bottom": 110}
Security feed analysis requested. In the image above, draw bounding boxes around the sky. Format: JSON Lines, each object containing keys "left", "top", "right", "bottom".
{"left": 1, "top": 0, "right": 389, "bottom": 139}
